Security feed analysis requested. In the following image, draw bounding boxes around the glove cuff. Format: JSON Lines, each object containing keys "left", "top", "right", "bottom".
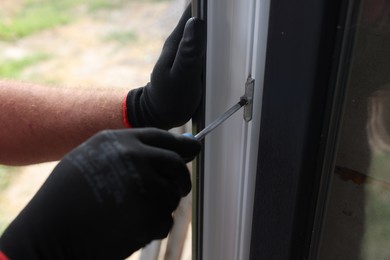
{"left": 126, "top": 87, "right": 148, "bottom": 128}
{"left": 126, "top": 86, "right": 172, "bottom": 129}
{"left": 122, "top": 95, "right": 132, "bottom": 128}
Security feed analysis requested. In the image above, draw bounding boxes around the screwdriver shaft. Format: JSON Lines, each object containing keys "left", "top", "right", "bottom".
{"left": 194, "top": 97, "right": 247, "bottom": 141}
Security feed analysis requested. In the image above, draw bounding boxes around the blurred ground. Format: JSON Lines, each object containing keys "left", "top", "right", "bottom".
{"left": 1, "top": 0, "right": 184, "bottom": 88}
{"left": 0, "top": 0, "right": 187, "bottom": 258}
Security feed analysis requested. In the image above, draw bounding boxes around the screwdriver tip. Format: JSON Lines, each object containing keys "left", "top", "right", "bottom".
{"left": 239, "top": 96, "right": 248, "bottom": 106}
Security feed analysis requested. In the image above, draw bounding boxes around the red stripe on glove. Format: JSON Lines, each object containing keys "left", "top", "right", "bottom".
{"left": 122, "top": 95, "right": 132, "bottom": 128}
{"left": 0, "top": 251, "right": 9, "bottom": 260}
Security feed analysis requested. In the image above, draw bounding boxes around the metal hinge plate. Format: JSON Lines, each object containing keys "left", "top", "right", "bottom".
{"left": 243, "top": 77, "right": 255, "bottom": 122}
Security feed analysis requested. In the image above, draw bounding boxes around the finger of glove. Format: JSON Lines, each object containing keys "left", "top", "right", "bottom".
{"left": 171, "top": 17, "right": 206, "bottom": 78}
{"left": 154, "top": 4, "right": 192, "bottom": 70}
{"left": 146, "top": 176, "right": 183, "bottom": 212}
{"left": 113, "top": 128, "right": 201, "bottom": 159}
{"left": 149, "top": 215, "right": 174, "bottom": 240}
{"left": 143, "top": 146, "right": 192, "bottom": 197}
{"left": 137, "top": 128, "right": 202, "bottom": 161}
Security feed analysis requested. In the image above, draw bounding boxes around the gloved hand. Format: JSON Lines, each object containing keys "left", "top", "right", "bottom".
{"left": 125, "top": 5, "right": 206, "bottom": 129}
{"left": 0, "top": 128, "right": 201, "bottom": 260}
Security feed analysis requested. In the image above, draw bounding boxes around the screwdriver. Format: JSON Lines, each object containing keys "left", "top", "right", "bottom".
{"left": 184, "top": 96, "right": 248, "bottom": 141}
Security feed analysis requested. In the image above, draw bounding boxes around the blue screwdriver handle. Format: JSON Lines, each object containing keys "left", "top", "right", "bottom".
{"left": 182, "top": 133, "right": 195, "bottom": 139}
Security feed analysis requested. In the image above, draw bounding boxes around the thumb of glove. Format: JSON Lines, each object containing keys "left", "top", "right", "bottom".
{"left": 171, "top": 17, "right": 206, "bottom": 81}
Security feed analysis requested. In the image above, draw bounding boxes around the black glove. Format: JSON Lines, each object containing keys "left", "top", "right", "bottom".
{"left": 0, "top": 128, "right": 201, "bottom": 260}
{"left": 126, "top": 5, "right": 206, "bottom": 129}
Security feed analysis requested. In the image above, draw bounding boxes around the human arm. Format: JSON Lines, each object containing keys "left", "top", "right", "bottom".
{"left": 0, "top": 128, "right": 201, "bottom": 260}
{"left": 0, "top": 80, "right": 127, "bottom": 165}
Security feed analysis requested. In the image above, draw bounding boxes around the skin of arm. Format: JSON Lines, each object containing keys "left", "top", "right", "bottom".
{"left": 0, "top": 80, "right": 128, "bottom": 166}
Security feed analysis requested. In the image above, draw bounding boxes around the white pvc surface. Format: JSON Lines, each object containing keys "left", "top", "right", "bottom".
{"left": 202, "top": 0, "right": 270, "bottom": 259}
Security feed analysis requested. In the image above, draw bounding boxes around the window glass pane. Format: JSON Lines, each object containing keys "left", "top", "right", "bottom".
{"left": 319, "top": 0, "right": 390, "bottom": 259}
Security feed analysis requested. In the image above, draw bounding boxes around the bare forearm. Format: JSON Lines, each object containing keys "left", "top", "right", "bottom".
{"left": 0, "top": 80, "right": 127, "bottom": 165}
